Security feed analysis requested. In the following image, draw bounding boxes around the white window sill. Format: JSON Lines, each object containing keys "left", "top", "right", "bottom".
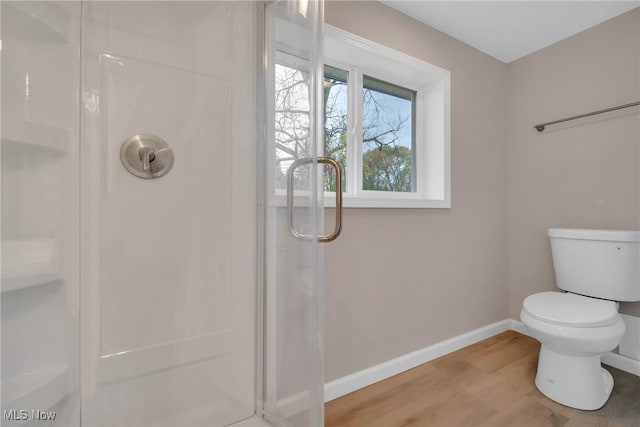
{"left": 268, "top": 193, "right": 451, "bottom": 209}
{"left": 325, "top": 194, "right": 450, "bottom": 209}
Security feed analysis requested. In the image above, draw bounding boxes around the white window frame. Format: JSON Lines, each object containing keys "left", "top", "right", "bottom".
{"left": 324, "top": 25, "right": 451, "bottom": 209}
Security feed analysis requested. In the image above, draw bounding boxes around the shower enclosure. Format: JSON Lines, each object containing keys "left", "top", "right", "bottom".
{"left": 1, "top": 1, "right": 328, "bottom": 426}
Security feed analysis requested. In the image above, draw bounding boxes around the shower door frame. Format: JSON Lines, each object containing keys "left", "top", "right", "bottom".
{"left": 257, "top": 1, "right": 326, "bottom": 426}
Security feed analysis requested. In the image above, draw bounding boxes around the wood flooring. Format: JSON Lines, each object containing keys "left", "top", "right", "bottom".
{"left": 325, "top": 331, "right": 640, "bottom": 427}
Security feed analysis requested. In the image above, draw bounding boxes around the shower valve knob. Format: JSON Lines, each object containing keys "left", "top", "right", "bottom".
{"left": 120, "top": 134, "right": 174, "bottom": 179}
{"left": 138, "top": 147, "right": 157, "bottom": 172}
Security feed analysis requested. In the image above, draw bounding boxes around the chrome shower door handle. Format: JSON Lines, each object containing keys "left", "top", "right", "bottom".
{"left": 317, "top": 157, "right": 343, "bottom": 242}
{"left": 286, "top": 157, "right": 343, "bottom": 243}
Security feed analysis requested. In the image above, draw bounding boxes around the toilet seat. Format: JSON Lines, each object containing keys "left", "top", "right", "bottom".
{"left": 522, "top": 292, "right": 619, "bottom": 328}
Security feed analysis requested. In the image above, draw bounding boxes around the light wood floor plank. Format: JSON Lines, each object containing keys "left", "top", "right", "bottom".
{"left": 325, "top": 331, "right": 640, "bottom": 427}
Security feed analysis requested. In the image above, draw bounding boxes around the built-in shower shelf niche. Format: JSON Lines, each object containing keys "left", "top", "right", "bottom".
{"left": 1, "top": 239, "right": 61, "bottom": 293}
{"left": 2, "top": 1, "right": 71, "bottom": 44}
{"left": 1, "top": 364, "right": 69, "bottom": 426}
{"left": 1, "top": 119, "right": 70, "bottom": 156}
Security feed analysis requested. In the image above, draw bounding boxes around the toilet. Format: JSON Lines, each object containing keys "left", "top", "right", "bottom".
{"left": 521, "top": 228, "right": 640, "bottom": 410}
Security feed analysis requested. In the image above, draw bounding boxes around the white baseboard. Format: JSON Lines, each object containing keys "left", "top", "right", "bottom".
{"left": 508, "top": 318, "right": 529, "bottom": 336}
{"left": 325, "top": 318, "right": 640, "bottom": 403}
{"left": 325, "top": 319, "right": 512, "bottom": 402}
{"left": 602, "top": 352, "right": 640, "bottom": 376}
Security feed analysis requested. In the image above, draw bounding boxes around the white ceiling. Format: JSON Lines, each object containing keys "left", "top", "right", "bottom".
{"left": 380, "top": 1, "right": 640, "bottom": 63}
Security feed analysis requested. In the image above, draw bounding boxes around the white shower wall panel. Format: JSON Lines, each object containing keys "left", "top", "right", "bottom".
{"left": 80, "top": 2, "right": 257, "bottom": 425}
{"left": 97, "top": 54, "right": 234, "bottom": 354}
{"left": 1, "top": 2, "right": 81, "bottom": 425}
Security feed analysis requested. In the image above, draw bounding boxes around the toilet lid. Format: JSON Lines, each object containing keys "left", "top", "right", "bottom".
{"left": 523, "top": 292, "right": 619, "bottom": 327}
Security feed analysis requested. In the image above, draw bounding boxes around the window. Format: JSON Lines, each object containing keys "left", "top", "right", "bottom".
{"left": 274, "top": 60, "right": 312, "bottom": 191}
{"left": 324, "top": 25, "right": 451, "bottom": 208}
{"left": 361, "top": 75, "right": 415, "bottom": 193}
{"left": 323, "top": 65, "right": 348, "bottom": 193}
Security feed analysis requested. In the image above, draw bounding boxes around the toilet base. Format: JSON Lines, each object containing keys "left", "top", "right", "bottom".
{"left": 535, "top": 345, "right": 614, "bottom": 410}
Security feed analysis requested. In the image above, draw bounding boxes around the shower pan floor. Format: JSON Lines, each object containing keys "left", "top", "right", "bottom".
{"left": 228, "top": 416, "right": 273, "bottom": 427}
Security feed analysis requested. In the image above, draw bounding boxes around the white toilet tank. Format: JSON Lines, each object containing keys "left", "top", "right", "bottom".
{"left": 548, "top": 228, "right": 640, "bottom": 302}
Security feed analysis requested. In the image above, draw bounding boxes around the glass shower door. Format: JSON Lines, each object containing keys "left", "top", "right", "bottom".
{"left": 263, "top": 1, "right": 326, "bottom": 426}
{"left": 2, "top": 1, "right": 328, "bottom": 426}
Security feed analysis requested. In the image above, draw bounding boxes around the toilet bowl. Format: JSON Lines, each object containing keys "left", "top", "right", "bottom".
{"left": 521, "top": 291, "right": 625, "bottom": 410}
{"left": 521, "top": 228, "right": 640, "bottom": 411}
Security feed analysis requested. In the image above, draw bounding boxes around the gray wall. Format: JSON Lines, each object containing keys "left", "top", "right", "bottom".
{"left": 324, "top": 2, "right": 639, "bottom": 383}
{"left": 324, "top": 1, "right": 509, "bottom": 382}
{"left": 506, "top": 8, "right": 640, "bottom": 318}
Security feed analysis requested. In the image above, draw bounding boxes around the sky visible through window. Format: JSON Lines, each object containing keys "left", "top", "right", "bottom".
{"left": 324, "top": 66, "right": 415, "bottom": 193}
{"left": 324, "top": 65, "right": 348, "bottom": 192}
